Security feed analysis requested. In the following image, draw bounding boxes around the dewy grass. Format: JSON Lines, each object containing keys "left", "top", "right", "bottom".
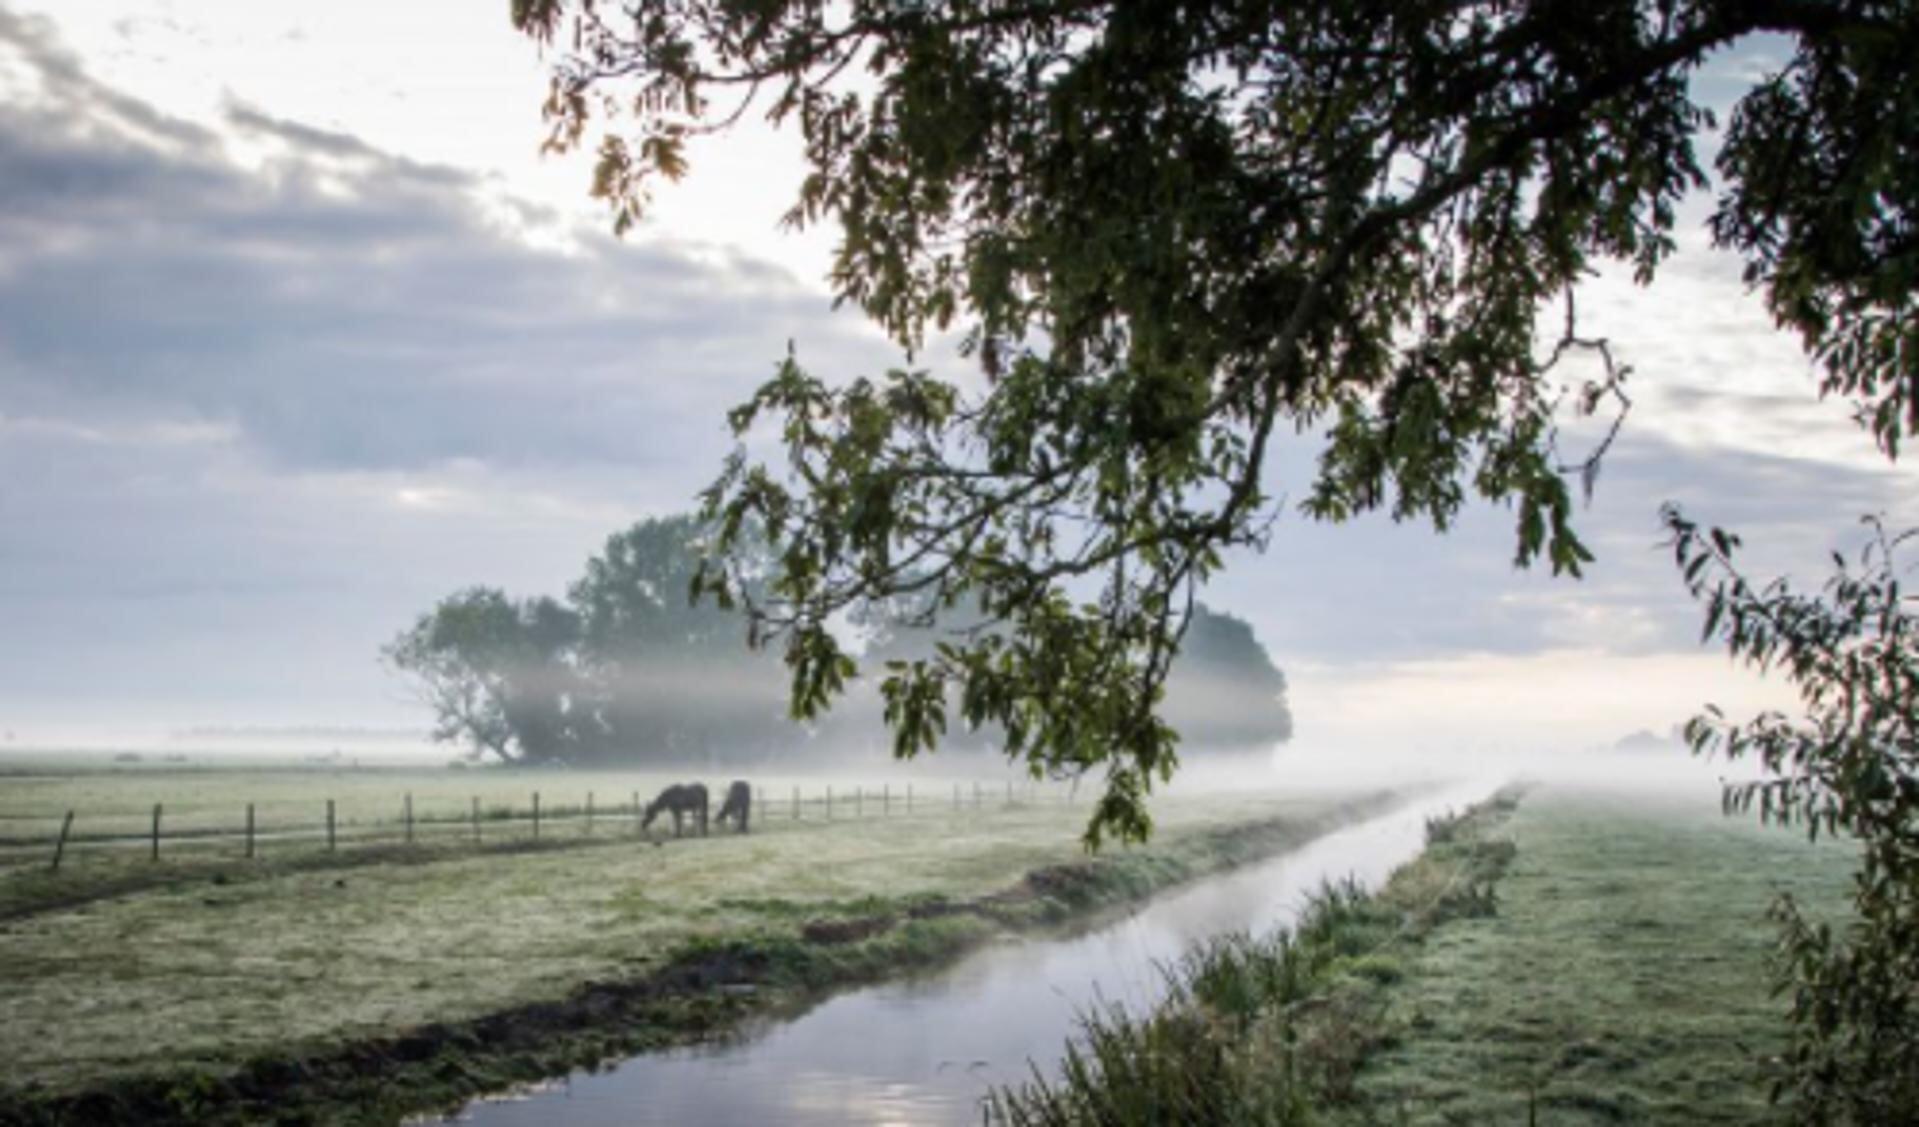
{"left": 1349, "top": 787, "right": 1855, "bottom": 1126}
{"left": 0, "top": 770, "right": 1405, "bottom": 1125}
{"left": 991, "top": 792, "right": 1524, "bottom": 1126}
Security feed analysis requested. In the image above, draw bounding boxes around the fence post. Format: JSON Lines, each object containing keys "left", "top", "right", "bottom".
{"left": 150, "top": 803, "right": 162, "bottom": 861}
{"left": 473, "top": 796, "right": 482, "bottom": 843}
{"left": 793, "top": 786, "right": 800, "bottom": 820}
{"left": 532, "top": 791, "right": 541, "bottom": 840}
{"left": 50, "top": 810, "right": 74, "bottom": 872}
{"left": 404, "top": 793, "right": 414, "bottom": 845}
{"left": 586, "top": 791, "right": 594, "bottom": 836}
{"left": 632, "top": 791, "right": 641, "bottom": 834}
{"left": 327, "top": 799, "right": 336, "bottom": 852}
{"left": 246, "top": 803, "right": 256, "bottom": 859}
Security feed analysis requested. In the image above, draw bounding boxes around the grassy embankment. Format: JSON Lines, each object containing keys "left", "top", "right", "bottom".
{"left": 0, "top": 767, "right": 1407, "bottom": 1126}
{"left": 992, "top": 786, "right": 1856, "bottom": 1126}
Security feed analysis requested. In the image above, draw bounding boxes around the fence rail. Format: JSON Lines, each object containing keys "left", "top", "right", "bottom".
{"left": 8, "top": 778, "right": 1081, "bottom": 873}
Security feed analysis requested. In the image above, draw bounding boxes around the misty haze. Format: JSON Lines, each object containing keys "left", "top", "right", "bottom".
{"left": 2, "top": 2, "right": 1914, "bottom": 1125}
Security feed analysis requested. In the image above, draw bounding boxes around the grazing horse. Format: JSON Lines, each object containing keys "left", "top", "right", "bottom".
{"left": 715, "top": 780, "right": 752, "bottom": 834}
{"left": 642, "top": 782, "right": 709, "bottom": 837}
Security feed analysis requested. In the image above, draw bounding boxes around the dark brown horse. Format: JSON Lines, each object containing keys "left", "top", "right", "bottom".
{"left": 643, "top": 782, "right": 708, "bottom": 837}
{"left": 715, "top": 780, "right": 751, "bottom": 834}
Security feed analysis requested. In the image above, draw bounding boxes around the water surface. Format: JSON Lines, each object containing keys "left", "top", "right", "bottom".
{"left": 439, "top": 781, "right": 1496, "bottom": 1125}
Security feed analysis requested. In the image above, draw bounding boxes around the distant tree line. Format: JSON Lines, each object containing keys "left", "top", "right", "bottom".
{"left": 387, "top": 514, "right": 1291, "bottom": 769}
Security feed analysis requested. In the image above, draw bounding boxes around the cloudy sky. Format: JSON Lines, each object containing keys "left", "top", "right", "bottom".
{"left": 1, "top": 2, "right": 1911, "bottom": 759}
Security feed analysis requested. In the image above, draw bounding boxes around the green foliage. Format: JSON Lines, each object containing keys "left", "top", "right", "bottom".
{"left": 382, "top": 588, "right": 585, "bottom": 764}
{"left": 566, "top": 515, "right": 791, "bottom": 764}
{"left": 1161, "top": 605, "right": 1294, "bottom": 750}
{"left": 512, "top": 0, "right": 1917, "bottom": 844}
{"left": 1667, "top": 508, "right": 1919, "bottom": 1122}
{"left": 1709, "top": 18, "right": 1919, "bottom": 459}
{"left": 815, "top": 598, "right": 1291, "bottom": 758}
{"left": 386, "top": 516, "right": 789, "bottom": 767}
{"left": 993, "top": 903, "right": 1353, "bottom": 1125}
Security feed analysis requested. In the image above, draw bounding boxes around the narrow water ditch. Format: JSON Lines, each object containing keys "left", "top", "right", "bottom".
{"left": 434, "top": 780, "right": 1500, "bottom": 1126}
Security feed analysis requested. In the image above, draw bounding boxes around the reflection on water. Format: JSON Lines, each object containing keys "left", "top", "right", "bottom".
{"left": 437, "top": 782, "right": 1497, "bottom": 1126}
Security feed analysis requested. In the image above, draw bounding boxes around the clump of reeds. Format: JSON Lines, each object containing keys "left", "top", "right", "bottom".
{"left": 993, "top": 794, "right": 1524, "bottom": 1125}
{"left": 991, "top": 880, "right": 1395, "bottom": 1125}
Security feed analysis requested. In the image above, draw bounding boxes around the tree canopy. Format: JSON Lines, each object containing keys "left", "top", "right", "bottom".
{"left": 1162, "top": 605, "right": 1293, "bottom": 750}
{"left": 386, "top": 515, "right": 791, "bottom": 767}
{"left": 389, "top": 518, "right": 1292, "bottom": 767}
{"left": 825, "top": 597, "right": 1293, "bottom": 755}
{"left": 384, "top": 588, "right": 585, "bottom": 765}
{"left": 567, "top": 515, "right": 792, "bottom": 763}
{"left": 509, "top": 0, "right": 1916, "bottom": 844}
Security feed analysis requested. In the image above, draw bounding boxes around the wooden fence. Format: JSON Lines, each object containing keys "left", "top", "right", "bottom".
{"left": 20, "top": 778, "right": 1077, "bottom": 873}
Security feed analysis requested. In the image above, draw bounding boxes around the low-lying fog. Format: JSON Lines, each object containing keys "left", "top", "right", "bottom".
{"left": 2, "top": 724, "right": 1741, "bottom": 812}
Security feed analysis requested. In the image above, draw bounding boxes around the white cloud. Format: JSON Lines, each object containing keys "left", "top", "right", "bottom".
{"left": 9, "top": 0, "right": 837, "bottom": 286}
{"left": 0, "top": 8, "right": 1910, "bottom": 759}
{"left": 0, "top": 11, "right": 890, "bottom": 736}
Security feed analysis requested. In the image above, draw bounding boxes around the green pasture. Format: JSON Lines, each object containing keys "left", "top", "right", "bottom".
{"left": 1351, "top": 786, "right": 1856, "bottom": 1124}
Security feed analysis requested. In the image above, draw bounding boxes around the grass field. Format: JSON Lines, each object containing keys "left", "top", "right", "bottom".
{"left": 1350, "top": 785, "right": 1856, "bottom": 1125}
{"left": 0, "top": 763, "right": 1401, "bottom": 1121}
